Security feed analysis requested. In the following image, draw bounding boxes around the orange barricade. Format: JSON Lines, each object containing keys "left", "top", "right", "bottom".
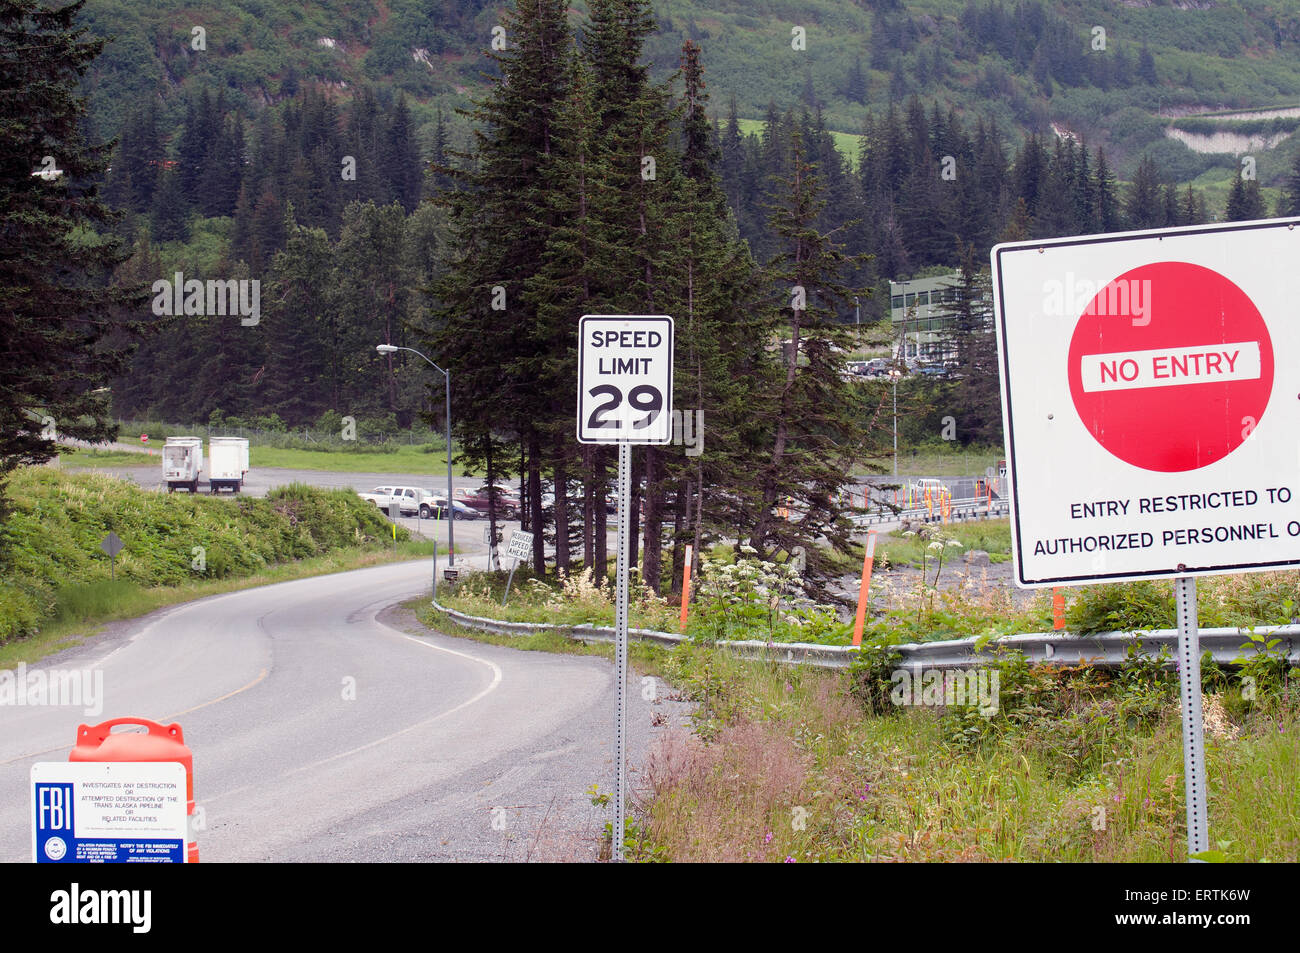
{"left": 70, "top": 717, "right": 198, "bottom": 863}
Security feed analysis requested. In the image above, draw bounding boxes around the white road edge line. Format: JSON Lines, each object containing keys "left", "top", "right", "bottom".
{"left": 207, "top": 630, "right": 504, "bottom": 799}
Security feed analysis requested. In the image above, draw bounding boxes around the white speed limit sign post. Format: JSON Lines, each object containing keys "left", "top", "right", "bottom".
{"left": 578, "top": 315, "right": 673, "bottom": 862}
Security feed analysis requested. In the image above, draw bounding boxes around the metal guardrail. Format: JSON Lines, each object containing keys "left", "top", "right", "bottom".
{"left": 429, "top": 601, "right": 1300, "bottom": 671}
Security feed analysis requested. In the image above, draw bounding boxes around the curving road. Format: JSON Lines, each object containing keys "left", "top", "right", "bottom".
{"left": 0, "top": 558, "right": 681, "bottom": 862}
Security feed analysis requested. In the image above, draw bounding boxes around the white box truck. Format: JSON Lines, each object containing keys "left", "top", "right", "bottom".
{"left": 162, "top": 436, "right": 203, "bottom": 493}
{"left": 208, "top": 437, "right": 250, "bottom": 494}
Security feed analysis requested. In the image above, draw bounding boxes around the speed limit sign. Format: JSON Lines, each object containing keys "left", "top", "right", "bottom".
{"left": 576, "top": 313, "right": 674, "bottom": 861}
{"left": 577, "top": 315, "right": 674, "bottom": 444}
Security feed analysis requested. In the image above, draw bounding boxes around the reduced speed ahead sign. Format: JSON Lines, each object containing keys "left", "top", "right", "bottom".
{"left": 992, "top": 218, "right": 1300, "bottom": 587}
{"left": 577, "top": 315, "right": 674, "bottom": 444}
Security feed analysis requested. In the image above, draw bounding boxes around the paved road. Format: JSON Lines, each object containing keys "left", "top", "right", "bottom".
{"left": 0, "top": 557, "right": 684, "bottom": 862}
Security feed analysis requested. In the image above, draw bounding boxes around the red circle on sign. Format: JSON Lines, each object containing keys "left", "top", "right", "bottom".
{"left": 1067, "top": 261, "right": 1273, "bottom": 472}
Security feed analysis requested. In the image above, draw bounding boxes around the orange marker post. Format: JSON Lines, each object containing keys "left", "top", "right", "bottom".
{"left": 851, "top": 531, "right": 878, "bottom": 646}
{"left": 679, "top": 544, "right": 693, "bottom": 633}
{"left": 1052, "top": 587, "right": 1066, "bottom": 630}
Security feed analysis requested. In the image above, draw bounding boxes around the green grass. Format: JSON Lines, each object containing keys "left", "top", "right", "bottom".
{"left": 874, "top": 518, "right": 1013, "bottom": 570}
{"left": 631, "top": 646, "right": 1300, "bottom": 862}
{"left": 877, "top": 445, "right": 1004, "bottom": 478}
{"left": 62, "top": 443, "right": 476, "bottom": 476}
{"left": 735, "top": 117, "right": 861, "bottom": 169}
{"left": 248, "top": 444, "right": 472, "bottom": 475}
{"left": 0, "top": 469, "right": 418, "bottom": 645}
{"left": 58, "top": 450, "right": 158, "bottom": 468}
{"left": 410, "top": 597, "right": 674, "bottom": 672}
{"left": 434, "top": 562, "right": 683, "bottom": 634}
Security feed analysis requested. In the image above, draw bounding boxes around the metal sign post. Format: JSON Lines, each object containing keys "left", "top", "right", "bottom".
{"left": 577, "top": 314, "right": 674, "bottom": 863}
{"left": 612, "top": 441, "right": 632, "bottom": 862}
{"left": 1175, "top": 576, "right": 1210, "bottom": 858}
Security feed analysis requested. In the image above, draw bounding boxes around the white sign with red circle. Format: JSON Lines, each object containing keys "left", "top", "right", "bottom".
{"left": 993, "top": 220, "right": 1300, "bottom": 587}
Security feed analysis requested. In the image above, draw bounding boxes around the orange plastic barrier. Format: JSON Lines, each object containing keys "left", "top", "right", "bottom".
{"left": 70, "top": 717, "right": 198, "bottom": 863}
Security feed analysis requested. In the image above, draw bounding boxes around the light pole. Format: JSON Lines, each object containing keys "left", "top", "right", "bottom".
{"left": 890, "top": 320, "right": 908, "bottom": 479}
{"left": 853, "top": 295, "right": 860, "bottom": 327}
{"left": 891, "top": 361, "right": 899, "bottom": 478}
{"left": 376, "top": 344, "right": 454, "bottom": 566}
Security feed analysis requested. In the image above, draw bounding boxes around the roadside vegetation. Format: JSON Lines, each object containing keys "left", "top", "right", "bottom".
{"left": 434, "top": 529, "right": 1300, "bottom": 648}
{"left": 0, "top": 469, "right": 415, "bottom": 647}
{"left": 414, "top": 571, "right": 1300, "bottom": 863}
{"left": 625, "top": 644, "right": 1300, "bottom": 862}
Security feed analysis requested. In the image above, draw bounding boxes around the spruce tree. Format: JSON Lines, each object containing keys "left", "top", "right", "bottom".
{"left": 115, "top": 101, "right": 162, "bottom": 213}
{"left": 1224, "top": 174, "right": 1266, "bottom": 222}
{"left": 750, "top": 126, "right": 871, "bottom": 588}
{"left": 1093, "top": 147, "right": 1123, "bottom": 232}
{"left": 1278, "top": 152, "right": 1300, "bottom": 217}
{"left": 1125, "top": 155, "right": 1164, "bottom": 229}
{"left": 150, "top": 168, "right": 190, "bottom": 241}
{"left": 261, "top": 214, "right": 332, "bottom": 425}
{"left": 430, "top": 0, "right": 575, "bottom": 575}
{"left": 0, "top": 0, "right": 145, "bottom": 517}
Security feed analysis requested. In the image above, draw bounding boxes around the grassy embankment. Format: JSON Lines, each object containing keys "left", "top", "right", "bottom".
{"left": 413, "top": 578, "right": 1299, "bottom": 862}
{"left": 60, "top": 444, "right": 473, "bottom": 476}
{"left": 0, "top": 469, "right": 438, "bottom": 665}
{"left": 628, "top": 646, "right": 1300, "bottom": 862}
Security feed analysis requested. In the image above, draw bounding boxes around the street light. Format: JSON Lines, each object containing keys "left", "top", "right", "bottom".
{"left": 376, "top": 344, "right": 454, "bottom": 566}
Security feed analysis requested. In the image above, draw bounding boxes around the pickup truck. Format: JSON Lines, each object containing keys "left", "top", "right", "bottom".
{"left": 357, "top": 486, "right": 425, "bottom": 516}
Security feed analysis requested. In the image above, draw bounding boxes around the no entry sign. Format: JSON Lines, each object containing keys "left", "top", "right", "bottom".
{"left": 993, "top": 220, "right": 1300, "bottom": 587}
{"left": 577, "top": 315, "right": 674, "bottom": 444}
{"left": 1066, "top": 261, "right": 1274, "bottom": 472}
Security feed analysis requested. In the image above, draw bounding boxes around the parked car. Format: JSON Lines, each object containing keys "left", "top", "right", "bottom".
{"left": 419, "top": 496, "right": 478, "bottom": 520}
{"left": 914, "top": 363, "right": 947, "bottom": 377}
{"left": 457, "top": 485, "right": 520, "bottom": 520}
